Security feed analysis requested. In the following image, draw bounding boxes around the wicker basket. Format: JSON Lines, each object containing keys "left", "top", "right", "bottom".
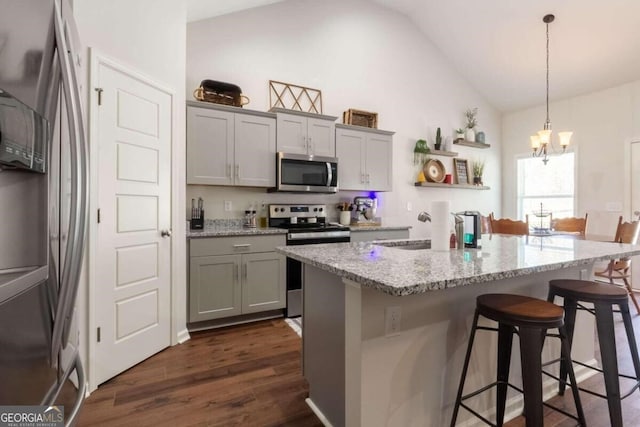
{"left": 343, "top": 109, "right": 378, "bottom": 128}
{"left": 193, "top": 86, "right": 250, "bottom": 108}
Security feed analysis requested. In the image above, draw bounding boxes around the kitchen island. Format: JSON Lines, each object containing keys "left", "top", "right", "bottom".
{"left": 276, "top": 235, "right": 640, "bottom": 427}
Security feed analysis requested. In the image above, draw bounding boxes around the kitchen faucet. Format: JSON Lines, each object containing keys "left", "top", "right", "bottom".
{"left": 417, "top": 212, "right": 431, "bottom": 222}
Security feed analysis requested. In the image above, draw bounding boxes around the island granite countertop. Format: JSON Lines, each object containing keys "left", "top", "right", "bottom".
{"left": 275, "top": 235, "right": 640, "bottom": 296}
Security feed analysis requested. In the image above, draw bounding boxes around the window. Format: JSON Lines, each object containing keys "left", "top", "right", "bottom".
{"left": 516, "top": 153, "right": 575, "bottom": 225}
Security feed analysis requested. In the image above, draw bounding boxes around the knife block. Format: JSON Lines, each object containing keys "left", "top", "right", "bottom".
{"left": 190, "top": 211, "right": 204, "bottom": 230}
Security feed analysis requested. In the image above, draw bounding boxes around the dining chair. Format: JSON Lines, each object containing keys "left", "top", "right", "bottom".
{"left": 490, "top": 216, "right": 529, "bottom": 235}
{"left": 550, "top": 213, "right": 588, "bottom": 234}
{"left": 594, "top": 216, "right": 640, "bottom": 314}
{"left": 481, "top": 213, "right": 494, "bottom": 234}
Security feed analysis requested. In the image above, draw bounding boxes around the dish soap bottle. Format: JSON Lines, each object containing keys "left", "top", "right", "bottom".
{"left": 259, "top": 202, "right": 268, "bottom": 228}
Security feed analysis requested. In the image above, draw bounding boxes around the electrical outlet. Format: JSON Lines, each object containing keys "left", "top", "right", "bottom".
{"left": 406, "top": 202, "right": 412, "bottom": 211}
{"left": 385, "top": 306, "right": 402, "bottom": 336}
{"left": 606, "top": 202, "right": 622, "bottom": 212}
{"left": 580, "top": 269, "right": 588, "bottom": 280}
{"left": 224, "top": 200, "right": 232, "bottom": 212}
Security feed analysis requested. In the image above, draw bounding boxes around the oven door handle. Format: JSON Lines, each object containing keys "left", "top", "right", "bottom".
{"left": 326, "top": 162, "right": 332, "bottom": 187}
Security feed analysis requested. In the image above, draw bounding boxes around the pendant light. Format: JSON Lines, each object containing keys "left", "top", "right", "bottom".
{"left": 530, "top": 14, "right": 572, "bottom": 164}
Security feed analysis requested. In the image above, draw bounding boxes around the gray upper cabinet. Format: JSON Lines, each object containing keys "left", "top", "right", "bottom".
{"left": 187, "top": 103, "right": 276, "bottom": 187}
{"left": 274, "top": 109, "right": 337, "bottom": 157}
{"left": 336, "top": 124, "right": 394, "bottom": 191}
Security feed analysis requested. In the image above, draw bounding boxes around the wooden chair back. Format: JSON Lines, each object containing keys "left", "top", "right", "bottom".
{"left": 490, "top": 216, "right": 529, "bottom": 235}
{"left": 481, "top": 213, "right": 493, "bottom": 234}
{"left": 594, "top": 216, "right": 640, "bottom": 313}
{"left": 550, "top": 213, "right": 588, "bottom": 234}
{"left": 613, "top": 216, "right": 640, "bottom": 244}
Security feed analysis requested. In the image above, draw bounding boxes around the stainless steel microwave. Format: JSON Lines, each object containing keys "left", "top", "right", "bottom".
{"left": 273, "top": 152, "right": 338, "bottom": 193}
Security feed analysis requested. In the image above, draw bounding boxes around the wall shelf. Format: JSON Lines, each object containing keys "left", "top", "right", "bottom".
{"left": 453, "top": 139, "right": 491, "bottom": 149}
{"left": 414, "top": 182, "right": 490, "bottom": 190}
{"left": 430, "top": 149, "right": 458, "bottom": 157}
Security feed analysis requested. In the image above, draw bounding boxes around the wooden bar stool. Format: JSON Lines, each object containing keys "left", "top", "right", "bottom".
{"left": 450, "top": 294, "right": 585, "bottom": 427}
{"left": 548, "top": 279, "right": 640, "bottom": 427}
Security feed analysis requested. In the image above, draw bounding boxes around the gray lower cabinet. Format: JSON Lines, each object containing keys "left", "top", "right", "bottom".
{"left": 189, "top": 235, "right": 286, "bottom": 323}
{"left": 350, "top": 229, "right": 410, "bottom": 243}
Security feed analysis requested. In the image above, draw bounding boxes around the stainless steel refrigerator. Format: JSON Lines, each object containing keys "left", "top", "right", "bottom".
{"left": 0, "top": 0, "right": 88, "bottom": 424}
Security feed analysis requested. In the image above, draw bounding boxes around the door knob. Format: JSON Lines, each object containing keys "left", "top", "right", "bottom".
{"left": 161, "top": 229, "right": 172, "bottom": 238}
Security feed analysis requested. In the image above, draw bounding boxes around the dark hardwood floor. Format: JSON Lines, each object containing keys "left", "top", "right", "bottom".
{"left": 77, "top": 319, "right": 322, "bottom": 427}
{"left": 76, "top": 314, "right": 640, "bottom": 426}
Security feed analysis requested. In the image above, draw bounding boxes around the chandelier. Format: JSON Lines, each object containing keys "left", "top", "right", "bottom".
{"left": 530, "top": 14, "right": 572, "bottom": 165}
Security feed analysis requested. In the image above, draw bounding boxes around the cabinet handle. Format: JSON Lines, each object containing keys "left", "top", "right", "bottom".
{"left": 367, "top": 173, "right": 371, "bottom": 183}
{"left": 235, "top": 264, "right": 239, "bottom": 281}
{"left": 235, "top": 164, "right": 239, "bottom": 179}
{"left": 233, "top": 244, "right": 251, "bottom": 250}
{"left": 309, "top": 137, "right": 313, "bottom": 154}
{"left": 361, "top": 173, "right": 365, "bottom": 184}
{"left": 243, "top": 263, "right": 247, "bottom": 279}
{"left": 226, "top": 164, "right": 231, "bottom": 178}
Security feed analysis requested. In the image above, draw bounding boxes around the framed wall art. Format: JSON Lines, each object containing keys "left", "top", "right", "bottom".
{"left": 453, "top": 158, "right": 470, "bottom": 185}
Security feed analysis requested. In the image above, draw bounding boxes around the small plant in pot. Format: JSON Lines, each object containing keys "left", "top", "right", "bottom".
{"left": 455, "top": 128, "right": 465, "bottom": 141}
{"left": 465, "top": 108, "right": 478, "bottom": 142}
{"left": 434, "top": 127, "right": 442, "bottom": 150}
{"left": 472, "top": 159, "right": 485, "bottom": 186}
{"left": 413, "top": 138, "right": 430, "bottom": 165}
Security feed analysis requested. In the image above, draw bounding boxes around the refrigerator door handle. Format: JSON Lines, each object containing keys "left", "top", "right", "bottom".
{"left": 60, "top": 3, "right": 89, "bottom": 348}
{"left": 40, "top": 351, "right": 86, "bottom": 427}
{"left": 50, "top": 0, "right": 89, "bottom": 361}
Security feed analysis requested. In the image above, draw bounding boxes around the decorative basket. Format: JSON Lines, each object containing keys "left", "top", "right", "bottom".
{"left": 343, "top": 109, "right": 378, "bottom": 129}
{"left": 193, "top": 79, "right": 249, "bottom": 107}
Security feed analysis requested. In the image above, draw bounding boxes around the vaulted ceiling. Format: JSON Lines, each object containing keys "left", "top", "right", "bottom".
{"left": 186, "top": 0, "right": 640, "bottom": 112}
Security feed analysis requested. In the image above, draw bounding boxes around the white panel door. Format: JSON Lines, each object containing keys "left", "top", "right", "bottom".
{"left": 307, "top": 117, "right": 335, "bottom": 157}
{"left": 94, "top": 62, "right": 171, "bottom": 385}
{"left": 336, "top": 128, "right": 366, "bottom": 190}
{"left": 235, "top": 114, "right": 276, "bottom": 187}
{"left": 276, "top": 113, "right": 307, "bottom": 154}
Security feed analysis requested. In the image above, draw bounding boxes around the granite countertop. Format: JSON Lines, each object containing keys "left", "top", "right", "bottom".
{"left": 275, "top": 235, "right": 640, "bottom": 296}
{"left": 187, "top": 219, "right": 287, "bottom": 238}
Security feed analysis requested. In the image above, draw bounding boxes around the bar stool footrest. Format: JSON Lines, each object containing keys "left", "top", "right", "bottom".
{"left": 566, "top": 359, "right": 640, "bottom": 400}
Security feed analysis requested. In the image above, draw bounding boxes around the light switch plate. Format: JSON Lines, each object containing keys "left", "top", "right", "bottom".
{"left": 224, "top": 200, "right": 232, "bottom": 212}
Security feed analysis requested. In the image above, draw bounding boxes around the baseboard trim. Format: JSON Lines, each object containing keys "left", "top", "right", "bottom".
{"left": 176, "top": 328, "right": 191, "bottom": 344}
{"left": 305, "top": 398, "right": 334, "bottom": 427}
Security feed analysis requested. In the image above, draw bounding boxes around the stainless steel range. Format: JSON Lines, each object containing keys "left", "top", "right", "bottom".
{"left": 269, "top": 204, "right": 350, "bottom": 317}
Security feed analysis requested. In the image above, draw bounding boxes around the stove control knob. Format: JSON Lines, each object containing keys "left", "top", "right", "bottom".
{"left": 318, "top": 207, "right": 324, "bottom": 212}
{"left": 313, "top": 208, "right": 318, "bottom": 212}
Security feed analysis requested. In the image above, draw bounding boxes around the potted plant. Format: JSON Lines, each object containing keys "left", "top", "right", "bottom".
{"left": 413, "top": 138, "right": 430, "bottom": 165}
{"left": 434, "top": 127, "right": 442, "bottom": 150}
{"left": 465, "top": 108, "right": 478, "bottom": 142}
{"left": 472, "top": 159, "right": 485, "bottom": 185}
{"left": 455, "top": 128, "right": 465, "bottom": 141}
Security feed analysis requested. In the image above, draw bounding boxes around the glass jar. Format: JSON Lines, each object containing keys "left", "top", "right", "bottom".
{"left": 244, "top": 210, "right": 257, "bottom": 228}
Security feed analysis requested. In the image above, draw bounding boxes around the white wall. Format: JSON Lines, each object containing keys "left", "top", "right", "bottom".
{"left": 502, "top": 80, "right": 640, "bottom": 236}
{"left": 186, "top": 0, "right": 502, "bottom": 238}
{"left": 73, "top": 0, "right": 187, "bottom": 389}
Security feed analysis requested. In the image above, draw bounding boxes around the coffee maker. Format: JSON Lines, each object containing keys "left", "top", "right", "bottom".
{"left": 459, "top": 211, "right": 482, "bottom": 249}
